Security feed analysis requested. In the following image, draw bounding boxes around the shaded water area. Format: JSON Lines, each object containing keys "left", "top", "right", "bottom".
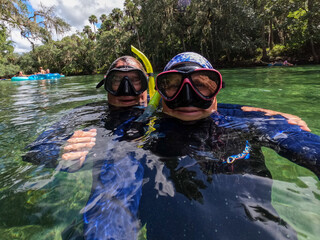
{"left": 0, "top": 66, "right": 319, "bottom": 239}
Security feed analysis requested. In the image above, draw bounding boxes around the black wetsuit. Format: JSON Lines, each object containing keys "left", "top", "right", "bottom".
{"left": 23, "top": 101, "right": 144, "bottom": 171}
{"left": 23, "top": 102, "right": 320, "bottom": 240}
{"left": 135, "top": 114, "right": 295, "bottom": 240}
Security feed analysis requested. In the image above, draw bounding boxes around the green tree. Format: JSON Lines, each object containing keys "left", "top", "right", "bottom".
{"left": 89, "top": 14, "right": 98, "bottom": 34}
{"left": 100, "top": 14, "right": 107, "bottom": 23}
{"left": 110, "top": 8, "right": 123, "bottom": 28}
{"left": 0, "top": 0, "right": 70, "bottom": 51}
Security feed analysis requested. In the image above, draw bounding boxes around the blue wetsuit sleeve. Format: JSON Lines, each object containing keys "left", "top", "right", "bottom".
{"left": 23, "top": 103, "right": 107, "bottom": 168}
{"left": 22, "top": 125, "right": 72, "bottom": 168}
{"left": 218, "top": 103, "right": 267, "bottom": 118}
{"left": 22, "top": 114, "right": 80, "bottom": 168}
{"left": 216, "top": 105, "right": 320, "bottom": 177}
{"left": 84, "top": 151, "right": 145, "bottom": 239}
{"left": 255, "top": 119, "right": 320, "bottom": 176}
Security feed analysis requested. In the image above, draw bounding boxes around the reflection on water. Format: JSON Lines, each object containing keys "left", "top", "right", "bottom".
{"left": 0, "top": 66, "right": 319, "bottom": 239}
{"left": 263, "top": 147, "right": 320, "bottom": 240}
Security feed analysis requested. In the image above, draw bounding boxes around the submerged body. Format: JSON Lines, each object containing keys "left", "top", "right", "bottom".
{"left": 24, "top": 101, "right": 320, "bottom": 239}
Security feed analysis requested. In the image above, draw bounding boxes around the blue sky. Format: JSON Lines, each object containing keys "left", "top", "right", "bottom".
{"left": 11, "top": 0, "right": 125, "bottom": 53}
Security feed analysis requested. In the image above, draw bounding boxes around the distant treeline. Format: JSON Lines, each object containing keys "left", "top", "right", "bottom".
{"left": 2, "top": 0, "right": 320, "bottom": 77}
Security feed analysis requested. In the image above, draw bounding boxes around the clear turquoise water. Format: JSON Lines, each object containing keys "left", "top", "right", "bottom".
{"left": 0, "top": 66, "right": 319, "bottom": 239}
{"left": 218, "top": 66, "right": 320, "bottom": 135}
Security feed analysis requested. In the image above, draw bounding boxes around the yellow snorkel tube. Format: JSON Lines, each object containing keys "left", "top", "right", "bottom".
{"left": 131, "top": 45, "right": 161, "bottom": 122}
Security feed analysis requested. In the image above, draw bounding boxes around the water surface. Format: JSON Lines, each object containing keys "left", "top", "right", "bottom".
{"left": 0, "top": 66, "right": 319, "bottom": 239}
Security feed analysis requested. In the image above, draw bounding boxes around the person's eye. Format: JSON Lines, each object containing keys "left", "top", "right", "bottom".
{"left": 167, "top": 84, "right": 179, "bottom": 90}
{"left": 112, "top": 77, "right": 121, "bottom": 84}
{"left": 131, "top": 78, "right": 141, "bottom": 83}
{"left": 195, "top": 83, "right": 205, "bottom": 89}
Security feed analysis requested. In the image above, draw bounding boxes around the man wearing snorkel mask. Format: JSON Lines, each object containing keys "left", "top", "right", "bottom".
{"left": 96, "top": 56, "right": 148, "bottom": 107}
{"left": 23, "top": 56, "right": 151, "bottom": 239}
{"left": 60, "top": 56, "right": 149, "bottom": 166}
{"left": 24, "top": 56, "right": 150, "bottom": 170}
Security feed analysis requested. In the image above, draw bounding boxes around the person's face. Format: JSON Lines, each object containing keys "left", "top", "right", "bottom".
{"left": 107, "top": 60, "right": 148, "bottom": 107}
{"left": 162, "top": 97, "right": 218, "bottom": 121}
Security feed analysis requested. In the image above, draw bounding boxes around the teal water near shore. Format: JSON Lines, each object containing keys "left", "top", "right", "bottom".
{"left": 0, "top": 66, "right": 319, "bottom": 239}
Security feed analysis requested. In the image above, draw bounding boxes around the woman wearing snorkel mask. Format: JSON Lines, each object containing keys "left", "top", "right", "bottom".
{"left": 156, "top": 52, "right": 309, "bottom": 130}
{"left": 128, "top": 53, "right": 319, "bottom": 240}
{"left": 156, "top": 52, "right": 222, "bottom": 121}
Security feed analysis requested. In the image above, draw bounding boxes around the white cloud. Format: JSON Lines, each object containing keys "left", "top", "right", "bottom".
{"left": 10, "top": 29, "right": 42, "bottom": 54}
{"left": 11, "top": 0, "right": 125, "bottom": 53}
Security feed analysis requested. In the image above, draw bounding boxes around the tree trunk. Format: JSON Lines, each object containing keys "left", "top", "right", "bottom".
{"left": 310, "top": 38, "right": 319, "bottom": 63}
{"left": 260, "top": 0, "right": 268, "bottom": 61}
{"left": 307, "top": 0, "right": 319, "bottom": 63}
{"left": 261, "top": 22, "right": 268, "bottom": 60}
{"left": 268, "top": 18, "right": 273, "bottom": 50}
{"left": 130, "top": 13, "right": 142, "bottom": 50}
{"left": 181, "top": 36, "right": 186, "bottom": 52}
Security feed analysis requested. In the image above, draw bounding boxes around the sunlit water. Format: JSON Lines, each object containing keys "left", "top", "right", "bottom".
{"left": 0, "top": 66, "right": 319, "bottom": 239}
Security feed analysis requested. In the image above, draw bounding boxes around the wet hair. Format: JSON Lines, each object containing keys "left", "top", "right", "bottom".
{"left": 108, "top": 56, "right": 145, "bottom": 73}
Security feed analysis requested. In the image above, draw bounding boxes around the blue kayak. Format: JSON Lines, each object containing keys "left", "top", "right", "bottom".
{"left": 11, "top": 73, "right": 65, "bottom": 81}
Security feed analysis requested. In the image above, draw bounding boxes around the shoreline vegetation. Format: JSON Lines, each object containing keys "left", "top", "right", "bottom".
{"left": 1, "top": 0, "right": 319, "bottom": 78}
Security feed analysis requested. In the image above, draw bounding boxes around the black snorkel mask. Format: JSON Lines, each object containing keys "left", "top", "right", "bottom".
{"left": 96, "top": 66, "right": 148, "bottom": 96}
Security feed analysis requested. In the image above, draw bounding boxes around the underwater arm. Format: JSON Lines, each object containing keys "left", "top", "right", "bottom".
{"left": 23, "top": 103, "right": 106, "bottom": 169}
{"left": 252, "top": 118, "right": 320, "bottom": 177}
{"left": 268, "top": 130, "right": 320, "bottom": 177}
{"left": 83, "top": 150, "right": 145, "bottom": 239}
{"left": 217, "top": 103, "right": 319, "bottom": 176}
{"left": 61, "top": 129, "right": 97, "bottom": 170}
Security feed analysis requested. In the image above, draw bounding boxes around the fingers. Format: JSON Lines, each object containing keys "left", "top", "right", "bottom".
{"left": 287, "top": 119, "right": 311, "bottom": 132}
{"left": 241, "top": 106, "right": 277, "bottom": 116}
{"left": 242, "top": 106, "right": 261, "bottom": 112}
{"left": 64, "top": 142, "right": 96, "bottom": 152}
{"left": 61, "top": 129, "right": 97, "bottom": 167}
{"left": 79, "top": 156, "right": 86, "bottom": 166}
{"left": 67, "top": 137, "right": 96, "bottom": 143}
{"left": 72, "top": 129, "right": 97, "bottom": 138}
{"left": 62, "top": 151, "right": 89, "bottom": 161}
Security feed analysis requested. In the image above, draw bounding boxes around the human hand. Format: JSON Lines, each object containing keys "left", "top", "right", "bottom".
{"left": 241, "top": 106, "right": 311, "bottom": 132}
{"left": 62, "top": 129, "right": 97, "bottom": 167}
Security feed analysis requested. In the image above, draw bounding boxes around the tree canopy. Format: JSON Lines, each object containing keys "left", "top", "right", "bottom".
{"left": 0, "top": 0, "right": 70, "bottom": 77}
{"left": 1, "top": 0, "right": 319, "bottom": 77}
